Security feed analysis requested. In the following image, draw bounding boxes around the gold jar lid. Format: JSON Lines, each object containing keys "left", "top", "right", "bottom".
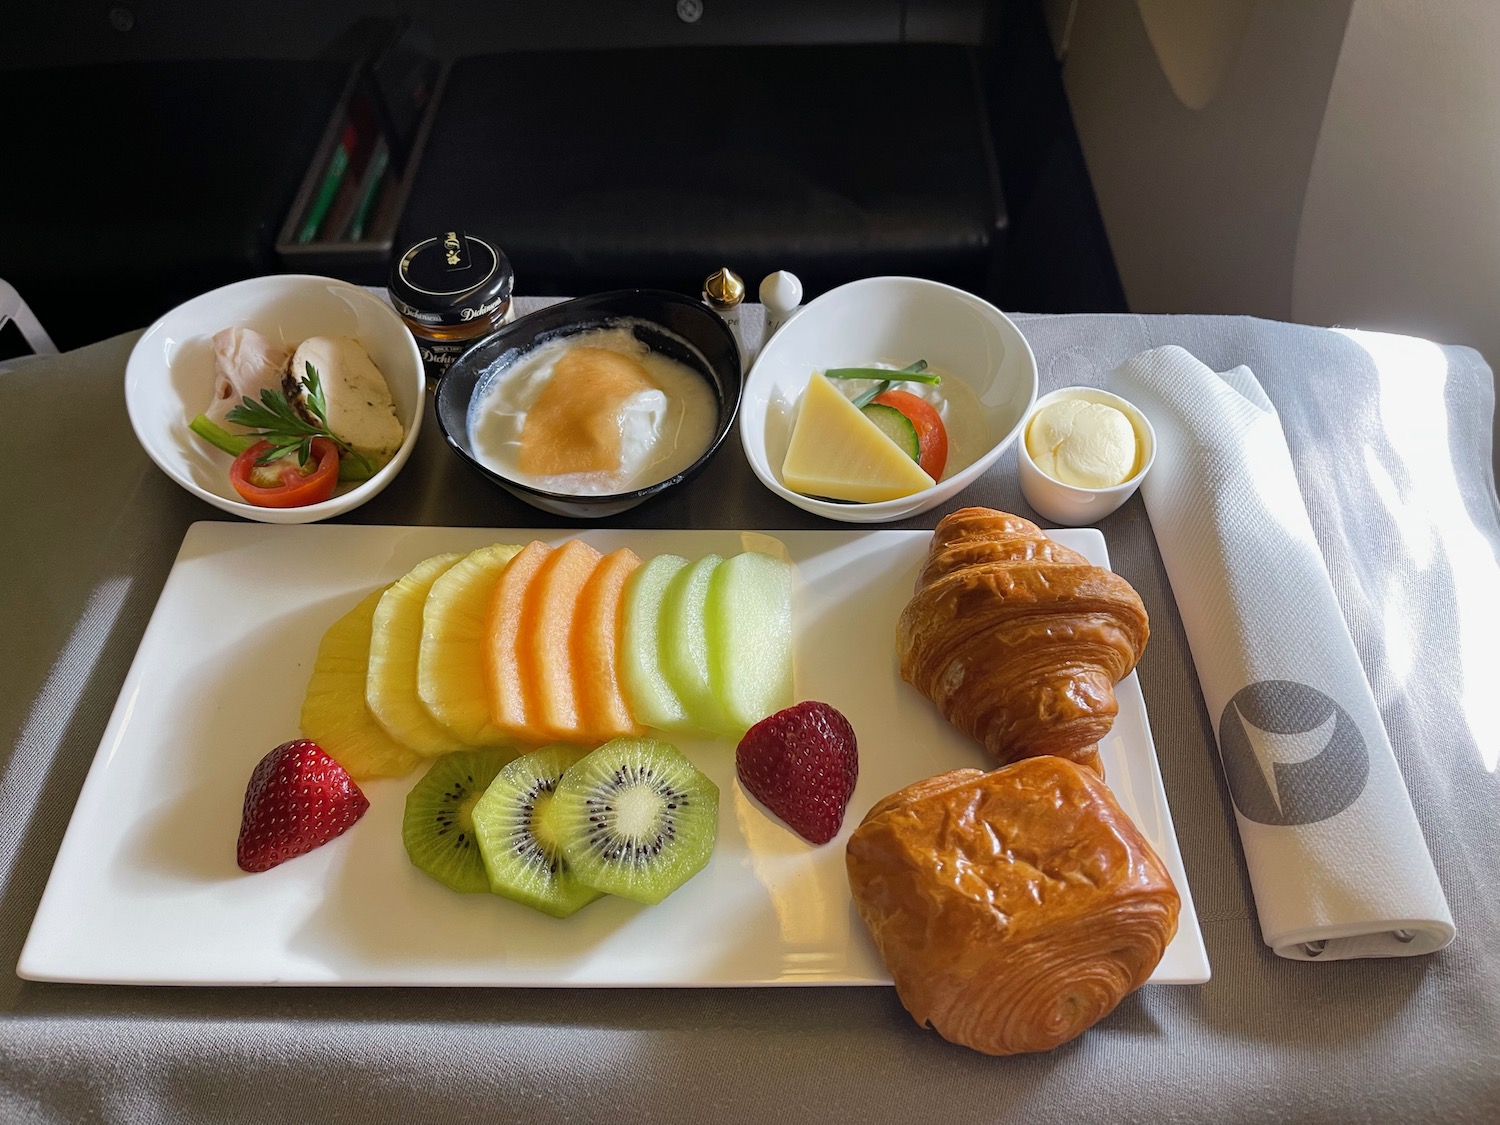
{"left": 703, "top": 266, "right": 745, "bottom": 309}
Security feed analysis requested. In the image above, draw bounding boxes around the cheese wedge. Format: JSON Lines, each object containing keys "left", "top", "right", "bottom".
{"left": 781, "top": 372, "right": 936, "bottom": 502}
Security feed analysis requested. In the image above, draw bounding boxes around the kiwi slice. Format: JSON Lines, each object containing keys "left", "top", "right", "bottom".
{"left": 551, "top": 736, "right": 719, "bottom": 905}
{"left": 471, "top": 744, "right": 604, "bottom": 918}
{"left": 402, "top": 748, "right": 513, "bottom": 893}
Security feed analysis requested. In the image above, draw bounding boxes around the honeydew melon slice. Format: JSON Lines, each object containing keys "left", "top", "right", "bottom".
{"left": 620, "top": 553, "right": 691, "bottom": 731}
{"left": 658, "top": 554, "right": 736, "bottom": 736}
{"left": 705, "top": 551, "right": 794, "bottom": 732}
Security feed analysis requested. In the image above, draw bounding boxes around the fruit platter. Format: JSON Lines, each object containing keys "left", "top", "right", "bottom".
{"left": 20, "top": 520, "right": 1207, "bottom": 991}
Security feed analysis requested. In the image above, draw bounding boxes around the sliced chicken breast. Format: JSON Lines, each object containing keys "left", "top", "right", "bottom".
{"left": 290, "top": 336, "right": 405, "bottom": 465}
{"left": 205, "top": 327, "right": 293, "bottom": 428}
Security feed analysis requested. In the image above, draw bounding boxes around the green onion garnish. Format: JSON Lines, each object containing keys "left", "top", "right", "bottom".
{"left": 839, "top": 360, "right": 936, "bottom": 410}
{"left": 824, "top": 361, "right": 938, "bottom": 387}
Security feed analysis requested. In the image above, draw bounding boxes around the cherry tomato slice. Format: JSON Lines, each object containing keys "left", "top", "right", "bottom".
{"left": 229, "top": 438, "right": 340, "bottom": 508}
{"left": 872, "top": 389, "right": 948, "bottom": 480}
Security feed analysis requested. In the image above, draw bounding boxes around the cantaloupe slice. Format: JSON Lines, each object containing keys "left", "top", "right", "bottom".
{"left": 300, "top": 585, "right": 422, "bottom": 779}
{"left": 705, "top": 551, "right": 795, "bottom": 732}
{"left": 620, "top": 553, "right": 691, "bottom": 731}
{"left": 525, "top": 539, "right": 603, "bottom": 740}
{"left": 419, "top": 543, "right": 523, "bottom": 747}
{"left": 659, "top": 554, "right": 737, "bottom": 735}
{"left": 485, "top": 541, "right": 553, "bottom": 737}
{"left": 572, "top": 547, "right": 644, "bottom": 743}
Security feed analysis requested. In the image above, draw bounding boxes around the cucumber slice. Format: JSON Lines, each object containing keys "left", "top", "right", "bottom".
{"left": 860, "top": 403, "right": 921, "bottom": 461}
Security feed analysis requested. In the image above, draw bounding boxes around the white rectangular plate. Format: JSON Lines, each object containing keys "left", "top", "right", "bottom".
{"left": 20, "top": 522, "right": 1209, "bottom": 987}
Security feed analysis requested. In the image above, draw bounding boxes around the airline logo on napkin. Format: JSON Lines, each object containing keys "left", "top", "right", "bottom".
{"left": 1219, "top": 680, "right": 1369, "bottom": 826}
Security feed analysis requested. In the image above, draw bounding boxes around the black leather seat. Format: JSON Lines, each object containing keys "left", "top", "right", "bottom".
{"left": 0, "top": 61, "right": 340, "bottom": 349}
{"left": 399, "top": 44, "right": 1006, "bottom": 301}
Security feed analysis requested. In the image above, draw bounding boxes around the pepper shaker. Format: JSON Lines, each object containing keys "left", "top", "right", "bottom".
{"left": 702, "top": 266, "right": 747, "bottom": 371}
{"left": 758, "top": 270, "right": 802, "bottom": 350}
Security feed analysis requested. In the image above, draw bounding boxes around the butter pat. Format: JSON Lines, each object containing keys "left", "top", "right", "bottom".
{"left": 782, "top": 372, "right": 935, "bottom": 502}
{"left": 1026, "top": 398, "right": 1138, "bottom": 488}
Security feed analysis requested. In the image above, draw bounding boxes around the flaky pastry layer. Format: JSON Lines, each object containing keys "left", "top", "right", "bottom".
{"left": 897, "top": 507, "right": 1149, "bottom": 774}
{"left": 846, "top": 756, "right": 1180, "bottom": 1055}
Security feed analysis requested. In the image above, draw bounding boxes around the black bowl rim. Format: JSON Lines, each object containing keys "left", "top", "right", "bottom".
{"left": 433, "top": 288, "right": 743, "bottom": 506}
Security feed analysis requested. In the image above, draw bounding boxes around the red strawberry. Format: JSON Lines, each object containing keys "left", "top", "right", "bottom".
{"left": 736, "top": 701, "right": 859, "bottom": 844}
{"left": 236, "top": 739, "right": 369, "bottom": 872}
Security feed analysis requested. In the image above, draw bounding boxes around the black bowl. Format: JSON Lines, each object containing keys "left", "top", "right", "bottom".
{"left": 434, "top": 290, "right": 742, "bottom": 518}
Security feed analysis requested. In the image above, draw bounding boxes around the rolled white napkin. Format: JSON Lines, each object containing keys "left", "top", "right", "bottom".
{"left": 1110, "top": 345, "right": 1454, "bottom": 960}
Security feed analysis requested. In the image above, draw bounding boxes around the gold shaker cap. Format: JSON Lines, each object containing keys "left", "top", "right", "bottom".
{"left": 703, "top": 266, "right": 745, "bottom": 309}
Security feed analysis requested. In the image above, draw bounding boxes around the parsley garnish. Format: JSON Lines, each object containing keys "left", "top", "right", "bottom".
{"left": 225, "top": 362, "right": 374, "bottom": 476}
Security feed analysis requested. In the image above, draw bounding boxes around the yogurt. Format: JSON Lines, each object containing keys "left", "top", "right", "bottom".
{"left": 468, "top": 323, "right": 719, "bottom": 495}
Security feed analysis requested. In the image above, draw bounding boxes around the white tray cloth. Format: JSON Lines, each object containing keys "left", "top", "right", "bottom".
{"left": 4, "top": 308, "right": 1499, "bottom": 1125}
{"left": 1111, "top": 345, "right": 1454, "bottom": 960}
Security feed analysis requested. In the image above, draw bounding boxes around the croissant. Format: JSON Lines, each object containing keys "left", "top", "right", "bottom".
{"left": 845, "top": 756, "right": 1180, "bottom": 1055}
{"left": 897, "top": 507, "right": 1149, "bottom": 775}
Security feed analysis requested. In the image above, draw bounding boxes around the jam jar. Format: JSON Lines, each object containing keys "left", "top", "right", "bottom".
{"left": 389, "top": 230, "right": 514, "bottom": 381}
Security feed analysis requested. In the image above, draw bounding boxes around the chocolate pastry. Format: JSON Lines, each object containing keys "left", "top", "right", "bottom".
{"left": 846, "top": 756, "right": 1180, "bottom": 1055}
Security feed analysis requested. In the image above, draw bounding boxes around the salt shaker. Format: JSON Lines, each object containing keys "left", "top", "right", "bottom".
{"left": 702, "top": 266, "right": 747, "bottom": 371}
{"left": 758, "top": 270, "right": 803, "bottom": 349}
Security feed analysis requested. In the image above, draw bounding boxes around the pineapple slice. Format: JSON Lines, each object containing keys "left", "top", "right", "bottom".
{"left": 418, "top": 543, "right": 523, "bottom": 747}
{"left": 367, "top": 552, "right": 467, "bottom": 757}
{"left": 301, "top": 586, "right": 422, "bottom": 779}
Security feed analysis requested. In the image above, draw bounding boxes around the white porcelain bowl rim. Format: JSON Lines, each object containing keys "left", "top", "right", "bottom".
{"left": 739, "top": 275, "right": 1038, "bottom": 523}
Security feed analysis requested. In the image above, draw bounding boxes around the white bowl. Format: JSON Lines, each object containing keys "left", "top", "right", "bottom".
{"left": 739, "top": 276, "right": 1038, "bottom": 523}
{"left": 1017, "top": 386, "right": 1156, "bottom": 527}
{"left": 125, "top": 275, "right": 424, "bottom": 524}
